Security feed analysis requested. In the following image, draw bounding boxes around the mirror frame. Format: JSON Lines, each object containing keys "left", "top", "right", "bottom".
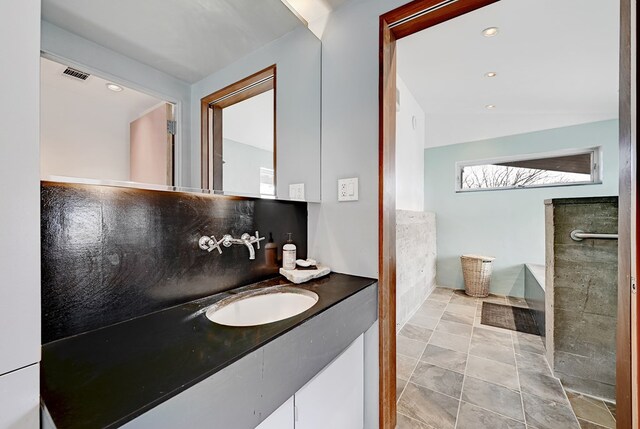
{"left": 200, "top": 65, "right": 277, "bottom": 192}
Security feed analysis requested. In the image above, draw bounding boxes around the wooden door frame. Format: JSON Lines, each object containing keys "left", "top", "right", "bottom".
{"left": 618, "top": 1, "right": 637, "bottom": 428}
{"left": 378, "top": 1, "right": 637, "bottom": 428}
{"left": 200, "top": 65, "right": 277, "bottom": 191}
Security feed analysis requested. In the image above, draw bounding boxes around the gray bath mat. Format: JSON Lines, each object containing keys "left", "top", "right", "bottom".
{"left": 481, "top": 302, "right": 539, "bottom": 335}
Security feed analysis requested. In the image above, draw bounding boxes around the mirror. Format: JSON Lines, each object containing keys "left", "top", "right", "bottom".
{"left": 222, "top": 89, "right": 275, "bottom": 197}
{"left": 40, "top": 0, "right": 321, "bottom": 202}
{"left": 40, "top": 56, "right": 178, "bottom": 186}
{"left": 201, "top": 66, "right": 276, "bottom": 198}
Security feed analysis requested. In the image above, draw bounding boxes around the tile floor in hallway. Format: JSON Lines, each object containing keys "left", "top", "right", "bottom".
{"left": 396, "top": 287, "right": 617, "bottom": 429}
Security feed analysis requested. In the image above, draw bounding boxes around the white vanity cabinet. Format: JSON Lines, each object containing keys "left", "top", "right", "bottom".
{"left": 0, "top": 365, "right": 40, "bottom": 429}
{"left": 256, "top": 335, "right": 364, "bottom": 429}
{"left": 256, "top": 397, "right": 294, "bottom": 429}
{"left": 294, "top": 335, "right": 364, "bottom": 429}
{"left": 1, "top": 0, "right": 41, "bottom": 427}
{"left": 118, "top": 283, "right": 376, "bottom": 429}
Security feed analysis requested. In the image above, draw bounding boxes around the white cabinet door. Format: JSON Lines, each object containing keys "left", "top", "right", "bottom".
{"left": 0, "top": 0, "right": 41, "bottom": 377}
{"left": 294, "top": 335, "right": 364, "bottom": 429}
{"left": 0, "top": 364, "right": 39, "bottom": 429}
{"left": 256, "top": 397, "right": 294, "bottom": 429}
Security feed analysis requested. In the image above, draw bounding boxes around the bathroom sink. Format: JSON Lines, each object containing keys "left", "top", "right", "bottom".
{"left": 205, "top": 286, "right": 319, "bottom": 327}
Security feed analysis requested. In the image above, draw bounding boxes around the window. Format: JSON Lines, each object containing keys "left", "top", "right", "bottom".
{"left": 456, "top": 148, "right": 602, "bottom": 192}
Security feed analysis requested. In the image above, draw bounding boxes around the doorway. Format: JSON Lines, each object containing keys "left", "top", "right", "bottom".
{"left": 200, "top": 65, "right": 277, "bottom": 196}
{"left": 378, "top": 1, "right": 636, "bottom": 428}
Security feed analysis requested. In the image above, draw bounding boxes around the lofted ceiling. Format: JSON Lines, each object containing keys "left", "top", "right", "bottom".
{"left": 397, "top": 0, "right": 620, "bottom": 148}
{"left": 41, "top": 0, "right": 305, "bottom": 83}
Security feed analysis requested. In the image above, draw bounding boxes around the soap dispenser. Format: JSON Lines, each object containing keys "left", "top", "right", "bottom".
{"left": 282, "top": 233, "right": 297, "bottom": 270}
{"left": 264, "top": 232, "right": 278, "bottom": 267}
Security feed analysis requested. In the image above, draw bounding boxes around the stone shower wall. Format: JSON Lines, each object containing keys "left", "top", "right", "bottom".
{"left": 396, "top": 210, "right": 437, "bottom": 330}
{"left": 545, "top": 197, "right": 618, "bottom": 400}
{"left": 524, "top": 263, "right": 546, "bottom": 344}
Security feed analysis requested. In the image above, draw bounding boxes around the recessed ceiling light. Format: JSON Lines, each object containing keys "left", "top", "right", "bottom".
{"left": 482, "top": 27, "right": 499, "bottom": 37}
{"left": 106, "top": 83, "right": 123, "bottom": 92}
{"left": 485, "top": 72, "right": 497, "bottom": 78}
{"left": 485, "top": 104, "right": 496, "bottom": 109}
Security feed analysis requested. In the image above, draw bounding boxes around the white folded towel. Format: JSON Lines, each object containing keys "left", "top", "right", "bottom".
{"left": 279, "top": 265, "right": 331, "bottom": 284}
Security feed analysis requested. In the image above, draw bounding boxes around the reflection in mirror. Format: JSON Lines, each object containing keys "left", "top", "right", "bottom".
{"left": 224, "top": 91, "right": 275, "bottom": 197}
{"left": 40, "top": 0, "right": 322, "bottom": 201}
{"left": 40, "top": 56, "right": 176, "bottom": 186}
{"left": 202, "top": 66, "right": 276, "bottom": 197}
{"left": 193, "top": 27, "right": 322, "bottom": 201}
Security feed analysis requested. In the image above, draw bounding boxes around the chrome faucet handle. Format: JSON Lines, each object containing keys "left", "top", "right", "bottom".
{"left": 198, "top": 235, "right": 223, "bottom": 254}
{"left": 249, "top": 230, "right": 265, "bottom": 249}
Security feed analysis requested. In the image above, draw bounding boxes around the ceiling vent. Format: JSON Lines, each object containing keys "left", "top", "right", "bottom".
{"left": 62, "top": 67, "right": 90, "bottom": 81}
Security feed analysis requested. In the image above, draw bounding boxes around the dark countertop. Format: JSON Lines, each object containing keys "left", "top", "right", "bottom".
{"left": 41, "top": 273, "right": 377, "bottom": 429}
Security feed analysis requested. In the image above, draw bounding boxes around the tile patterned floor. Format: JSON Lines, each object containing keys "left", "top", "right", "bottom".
{"left": 396, "top": 287, "right": 617, "bottom": 429}
{"left": 566, "top": 391, "right": 617, "bottom": 429}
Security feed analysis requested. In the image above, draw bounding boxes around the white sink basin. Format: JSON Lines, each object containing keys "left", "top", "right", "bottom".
{"left": 205, "top": 286, "right": 319, "bottom": 327}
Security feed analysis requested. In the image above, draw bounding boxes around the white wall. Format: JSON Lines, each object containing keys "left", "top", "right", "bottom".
{"left": 41, "top": 83, "right": 156, "bottom": 183}
{"left": 307, "top": 0, "right": 414, "bottom": 427}
{"left": 222, "top": 90, "right": 275, "bottom": 196}
{"left": 41, "top": 86, "right": 131, "bottom": 181}
{"left": 224, "top": 89, "right": 274, "bottom": 152}
{"left": 223, "top": 139, "right": 274, "bottom": 196}
{"left": 424, "top": 120, "right": 619, "bottom": 297}
{"left": 191, "top": 27, "right": 321, "bottom": 201}
{"left": 40, "top": 57, "right": 164, "bottom": 182}
{"left": 308, "top": 0, "right": 408, "bottom": 278}
{"left": 395, "top": 75, "right": 425, "bottom": 211}
{"left": 0, "top": 0, "right": 41, "bottom": 426}
{"left": 40, "top": 21, "right": 193, "bottom": 187}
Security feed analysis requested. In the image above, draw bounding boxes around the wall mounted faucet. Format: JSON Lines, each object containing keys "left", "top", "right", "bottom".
{"left": 199, "top": 231, "right": 265, "bottom": 260}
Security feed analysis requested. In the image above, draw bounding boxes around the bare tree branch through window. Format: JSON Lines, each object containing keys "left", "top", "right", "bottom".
{"left": 458, "top": 150, "right": 599, "bottom": 191}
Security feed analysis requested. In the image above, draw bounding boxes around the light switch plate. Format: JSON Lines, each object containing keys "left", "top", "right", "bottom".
{"left": 338, "top": 178, "right": 358, "bottom": 202}
{"left": 289, "top": 183, "right": 305, "bottom": 201}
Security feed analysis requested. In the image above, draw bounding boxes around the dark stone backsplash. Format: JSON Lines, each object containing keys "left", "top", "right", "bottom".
{"left": 41, "top": 181, "right": 307, "bottom": 343}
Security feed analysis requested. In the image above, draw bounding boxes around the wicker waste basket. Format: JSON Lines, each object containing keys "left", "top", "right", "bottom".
{"left": 460, "top": 254, "right": 496, "bottom": 297}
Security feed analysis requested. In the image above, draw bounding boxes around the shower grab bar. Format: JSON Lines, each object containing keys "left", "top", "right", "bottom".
{"left": 570, "top": 229, "right": 618, "bottom": 242}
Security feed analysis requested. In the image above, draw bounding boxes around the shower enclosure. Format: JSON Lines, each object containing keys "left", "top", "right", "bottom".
{"left": 545, "top": 196, "right": 618, "bottom": 400}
